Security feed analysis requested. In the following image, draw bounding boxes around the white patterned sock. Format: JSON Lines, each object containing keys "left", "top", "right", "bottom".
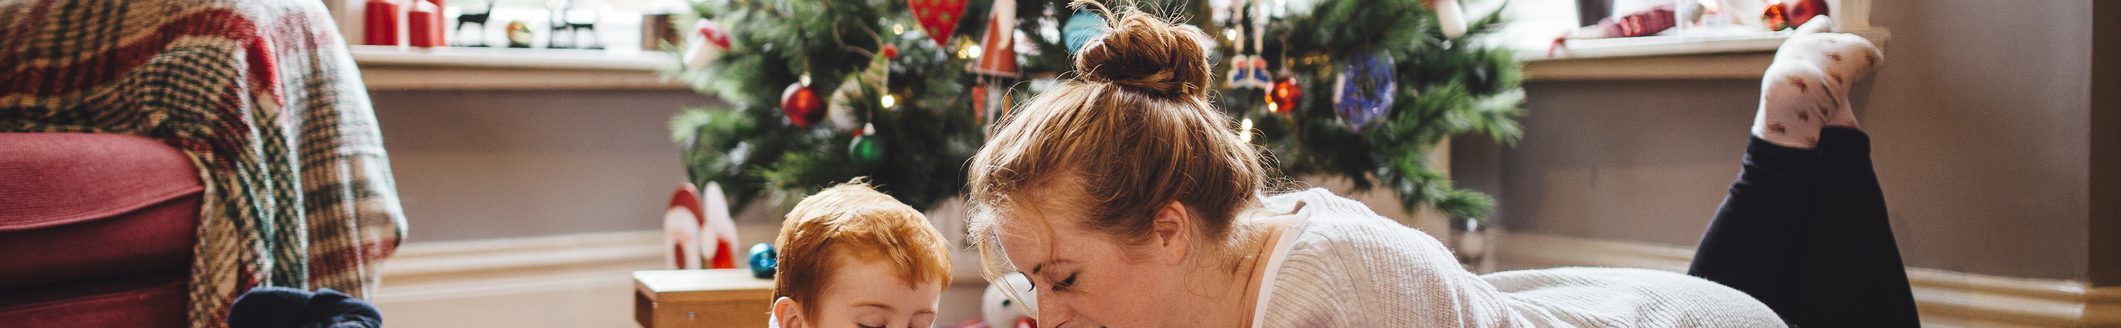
{"left": 1752, "top": 16, "right": 1882, "bottom": 148}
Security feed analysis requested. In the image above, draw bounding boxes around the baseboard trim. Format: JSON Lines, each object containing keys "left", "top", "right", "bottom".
{"left": 1494, "top": 231, "right": 2121, "bottom": 327}
{"left": 376, "top": 231, "right": 664, "bottom": 302}
{"left": 372, "top": 231, "right": 666, "bottom": 326}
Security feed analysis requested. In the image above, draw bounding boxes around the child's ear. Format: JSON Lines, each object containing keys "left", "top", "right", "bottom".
{"left": 772, "top": 297, "right": 805, "bottom": 328}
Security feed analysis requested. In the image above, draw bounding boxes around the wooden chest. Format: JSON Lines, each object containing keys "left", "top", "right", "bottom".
{"left": 633, "top": 269, "right": 776, "bottom": 328}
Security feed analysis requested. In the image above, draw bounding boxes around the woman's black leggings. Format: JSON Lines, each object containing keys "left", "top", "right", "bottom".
{"left": 1687, "top": 127, "right": 1921, "bottom": 327}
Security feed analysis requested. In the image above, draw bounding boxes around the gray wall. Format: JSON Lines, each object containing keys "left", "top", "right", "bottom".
{"left": 373, "top": 90, "right": 708, "bottom": 242}
{"left": 1457, "top": 0, "right": 2100, "bottom": 281}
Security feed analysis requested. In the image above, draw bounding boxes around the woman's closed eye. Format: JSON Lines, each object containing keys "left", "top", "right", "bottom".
{"left": 1051, "top": 273, "right": 1079, "bottom": 292}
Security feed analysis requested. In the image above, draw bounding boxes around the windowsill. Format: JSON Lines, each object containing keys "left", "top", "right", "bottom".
{"left": 1518, "top": 28, "right": 1891, "bottom": 81}
{"left": 350, "top": 45, "right": 685, "bottom": 91}
{"left": 347, "top": 27, "right": 1890, "bottom": 89}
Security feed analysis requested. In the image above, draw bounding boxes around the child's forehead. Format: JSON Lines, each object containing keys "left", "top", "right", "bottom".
{"left": 816, "top": 256, "right": 941, "bottom": 295}
{"left": 820, "top": 246, "right": 943, "bottom": 283}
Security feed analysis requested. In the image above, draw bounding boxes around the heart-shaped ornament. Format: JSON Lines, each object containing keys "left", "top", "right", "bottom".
{"left": 907, "top": 0, "right": 968, "bottom": 46}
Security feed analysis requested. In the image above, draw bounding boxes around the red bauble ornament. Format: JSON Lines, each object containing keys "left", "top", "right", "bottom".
{"left": 881, "top": 44, "right": 900, "bottom": 59}
{"left": 1268, "top": 77, "right": 1302, "bottom": 114}
{"left": 782, "top": 82, "right": 824, "bottom": 127}
{"left": 907, "top": 0, "right": 968, "bottom": 46}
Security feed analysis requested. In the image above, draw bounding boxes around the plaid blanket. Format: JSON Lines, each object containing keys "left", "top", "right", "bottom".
{"left": 0, "top": 0, "right": 405, "bottom": 326}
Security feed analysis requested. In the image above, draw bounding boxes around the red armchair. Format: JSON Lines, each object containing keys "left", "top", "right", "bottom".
{"left": 0, "top": 0, "right": 407, "bottom": 326}
{"left": 0, "top": 133, "right": 203, "bottom": 327}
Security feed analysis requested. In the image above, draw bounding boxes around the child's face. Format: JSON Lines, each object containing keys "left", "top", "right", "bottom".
{"left": 783, "top": 258, "right": 943, "bottom": 328}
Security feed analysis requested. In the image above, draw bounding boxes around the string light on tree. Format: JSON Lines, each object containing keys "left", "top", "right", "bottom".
{"left": 960, "top": 43, "right": 981, "bottom": 59}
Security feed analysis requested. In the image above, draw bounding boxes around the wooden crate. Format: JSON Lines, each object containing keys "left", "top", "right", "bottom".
{"left": 634, "top": 269, "right": 776, "bottom": 328}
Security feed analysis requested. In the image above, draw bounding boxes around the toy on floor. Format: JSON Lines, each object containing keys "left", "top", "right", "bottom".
{"left": 955, "top": 274, "right": 1036, "bottom": 328}
{"left": 664, "top": 182, "right": 741, "bottom": 269}
{"left": 664, "top": 184, "right": 705, "bottom": 269}
{"left": 700, "top": 182, "right": 740, "bottom": 268}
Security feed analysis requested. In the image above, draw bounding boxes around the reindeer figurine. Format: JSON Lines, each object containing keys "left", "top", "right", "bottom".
{"left": 546, "top": 0, "right": 599, "bottom": 49}
{"left": 453, "top": 0, "right": 496, "bottom": 46}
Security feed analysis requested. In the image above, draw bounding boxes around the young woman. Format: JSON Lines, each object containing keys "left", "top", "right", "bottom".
{"left": 964, "top": 2, "right": 1917, "bottom": 327}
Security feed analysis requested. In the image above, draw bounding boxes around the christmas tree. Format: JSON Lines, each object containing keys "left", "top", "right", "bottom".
{"left": 670, "top": 0, "right": 1523, "bottom": 220}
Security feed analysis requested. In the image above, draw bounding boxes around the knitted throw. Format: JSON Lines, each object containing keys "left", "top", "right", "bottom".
{"left": 0, "top": 1, "right": 406, "bottom": 327}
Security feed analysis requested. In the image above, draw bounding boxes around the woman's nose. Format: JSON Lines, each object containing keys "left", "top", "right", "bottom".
{"left": 1036, "top": 290, "right": 1070, "bottom": 328}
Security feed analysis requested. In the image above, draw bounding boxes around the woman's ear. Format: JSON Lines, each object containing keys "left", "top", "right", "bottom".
{"left": 772, "top": 297, "right": 805, "bottom": 328}
{"left": 1151, "top": 201, "right": 1192, "bottom": 263}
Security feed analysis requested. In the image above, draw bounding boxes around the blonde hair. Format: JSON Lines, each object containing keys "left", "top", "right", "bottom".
{"left": 773, "top": 180, "right": 952, "bottom": 317}
{"left": 967, "top": 1, "right": 1266, "bottom": 251}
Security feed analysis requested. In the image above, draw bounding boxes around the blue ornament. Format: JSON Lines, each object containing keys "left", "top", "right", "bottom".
{"left": 748, "top": 242, "right": 777, "bottom": 279}
{"left": 1062, "top": 11, "right": 1108, "bottom": 55}
{"left": 1332, "top": 53, "right": 1398, "bottom": 130}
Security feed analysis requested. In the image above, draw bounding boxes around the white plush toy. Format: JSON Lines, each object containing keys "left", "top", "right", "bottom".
{"left": 1753, "top": 16, "right": 1883, "bottom": 148}
{"left": 699, "top": 182, "right": 740, "bottom": 269}
{"left": 980, "top": 274, "right": 1036, "bottom": 328}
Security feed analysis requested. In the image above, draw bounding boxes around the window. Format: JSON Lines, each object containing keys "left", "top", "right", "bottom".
{"left": 1470, "top": 0, "right": 1879, "bottom": 60}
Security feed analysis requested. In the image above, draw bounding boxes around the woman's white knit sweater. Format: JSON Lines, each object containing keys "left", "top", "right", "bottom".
{"left": 1256, "top": 189, "right": 1786, "bottom": 327}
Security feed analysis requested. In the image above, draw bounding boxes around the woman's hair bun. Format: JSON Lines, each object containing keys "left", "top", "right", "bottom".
{"left": 1071, "top": 0, "right": 1211, "bottom": 99}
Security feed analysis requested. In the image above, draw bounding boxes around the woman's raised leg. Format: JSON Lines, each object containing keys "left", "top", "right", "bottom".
{"left": 1687, "top": 135, "right": 1819, "bottom": 320}
{"left": 1689, "top": 17, "right": 1907, "bottom": 325}
{"left": 1792, "top": 127, "right": 1919, "bottom": 326}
